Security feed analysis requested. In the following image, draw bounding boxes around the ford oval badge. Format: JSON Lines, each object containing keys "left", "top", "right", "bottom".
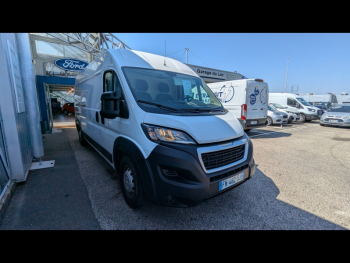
{"left": 54, "top": 58, "right": 89, "bottom": 71}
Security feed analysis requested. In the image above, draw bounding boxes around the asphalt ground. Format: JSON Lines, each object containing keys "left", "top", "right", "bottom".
{"left": 2, "top": 120, "right": 349, "bottom": 230}
{"left": 68, "top": 120, "right": 350, "bottom": 229}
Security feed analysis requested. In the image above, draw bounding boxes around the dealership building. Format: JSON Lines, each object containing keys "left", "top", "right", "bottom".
{"left": 0, "top": 33, "right": 247, "bottom": 211}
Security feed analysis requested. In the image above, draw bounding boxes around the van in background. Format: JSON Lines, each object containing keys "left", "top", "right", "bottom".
{"left": 269, "top": 93, "right": 321, "bottom": 122}
{"left": 207, "top": 79, "right": 268, "bottom": 132}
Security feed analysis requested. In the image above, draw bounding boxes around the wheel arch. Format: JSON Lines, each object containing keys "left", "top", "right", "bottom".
{"left": 113, "top": 136, "right": 159, "bottom": 205}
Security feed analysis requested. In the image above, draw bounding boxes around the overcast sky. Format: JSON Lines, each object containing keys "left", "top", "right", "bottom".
{"left": 114, "top": 33, "right": 350, "bottom": 95}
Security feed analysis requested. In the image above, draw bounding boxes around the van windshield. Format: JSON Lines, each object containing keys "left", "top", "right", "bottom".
{"left": 122, "top": 67, "right": 224, "bottom": 114}
{"left": 296, "top": 98, "right": 312, "bottom": 106}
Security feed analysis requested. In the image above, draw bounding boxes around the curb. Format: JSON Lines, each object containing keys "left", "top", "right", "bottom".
{"left": 0, "top": 180, "right": 16, "bottom": 226}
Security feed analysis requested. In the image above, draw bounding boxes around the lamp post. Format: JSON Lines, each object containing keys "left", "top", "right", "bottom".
{"left": 284, "top": 57, "right": 290, "bottom": 93}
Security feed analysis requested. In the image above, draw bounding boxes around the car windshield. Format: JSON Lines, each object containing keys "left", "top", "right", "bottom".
{"left": 328, "top": 105, "right": 350, "bottom": 113}
{"left": 271, "top": 103, "right": 285, "bottom": 109}
{"left": 268, "top": 105, "right": 275, "bottom": 111}
{"left": 296, "top": 98, "right": 312, "bottom": 106}
{"left": 122, "top": 67, "right": 224, "bottom": 114}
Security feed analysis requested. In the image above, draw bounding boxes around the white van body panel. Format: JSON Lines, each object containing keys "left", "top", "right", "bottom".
{"left": 143, "top": 111, "right": 244, "bottom": 144}
{"left": 268, "top": 93, "right": 321, "bottom": 120}
{"left": 207, "top": 79, "right": 268, "bottom": 129}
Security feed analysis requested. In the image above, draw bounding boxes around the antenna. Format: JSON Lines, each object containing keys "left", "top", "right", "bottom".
{"left": 186, "top": 48, "right": 189, "bottom": 64}
{"left": 164, "top": 41, "right": 166, "bottom": 66}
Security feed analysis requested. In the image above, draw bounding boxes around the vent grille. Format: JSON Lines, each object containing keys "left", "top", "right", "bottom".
{"left": 201, "top": 144, "right": 245, "bottom": 171}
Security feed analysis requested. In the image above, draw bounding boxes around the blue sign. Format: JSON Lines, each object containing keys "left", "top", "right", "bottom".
{"left": 54, "top": 58, "right": 89, "bottom": 71}
{"left": 250, "top": 94, "right": 256, "bottom": 105}
{"left": 254, "top": 87, "right": 259, "bottom": 96}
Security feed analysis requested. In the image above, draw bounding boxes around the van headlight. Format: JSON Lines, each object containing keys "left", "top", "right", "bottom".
{"left": 141, "top": 124, "right": 196, "bottom": 144}
{"left": 307, "top": 108, "right": 316, "bottom": 112}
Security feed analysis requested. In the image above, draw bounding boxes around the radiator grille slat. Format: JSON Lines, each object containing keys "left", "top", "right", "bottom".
{"left": 201, "top": 144, "right": 245, "bottom": 170}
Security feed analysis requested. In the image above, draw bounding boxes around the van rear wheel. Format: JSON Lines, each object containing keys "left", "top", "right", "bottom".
{"left": 119, "top": 155, "right": 143, "bottom": 209}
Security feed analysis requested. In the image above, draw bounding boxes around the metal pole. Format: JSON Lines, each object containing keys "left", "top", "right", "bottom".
{"left": 297, "top": 85, "right": 299, "bottom": 94}
{"left": 284, "top": 57, "right": 290, "bottom": 93}
{"left": 186, "top": 48, "right": 189, "bottom": 64}
{"left": 16, "top": 33, "right": 44, "bottom": 158}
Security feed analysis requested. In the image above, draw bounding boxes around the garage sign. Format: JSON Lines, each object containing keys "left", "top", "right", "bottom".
{"left": 54, "top": 58, "right": 89, "bottom": 71}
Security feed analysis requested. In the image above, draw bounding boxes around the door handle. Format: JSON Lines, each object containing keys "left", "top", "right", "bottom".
{"left": 96, "top": 111, "right": 99, "bottom": 123}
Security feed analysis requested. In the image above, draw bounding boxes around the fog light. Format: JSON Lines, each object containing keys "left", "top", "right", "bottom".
{"left": 162, "top": 169, "right": 178, "bottom": 176}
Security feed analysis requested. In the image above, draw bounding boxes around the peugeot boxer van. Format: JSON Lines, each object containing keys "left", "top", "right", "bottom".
{"left": 207, "top": 79, "right": 268, "bottom": 132}
{"left": 74, "top": 49, "right": 255, "bottom": 208}
{"left": 269, "top": 93, "right": 321, "bottom": 122}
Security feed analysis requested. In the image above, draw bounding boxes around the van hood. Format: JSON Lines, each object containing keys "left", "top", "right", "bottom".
{"left": 143, "top": 112, "right": 244, "bottom": 144}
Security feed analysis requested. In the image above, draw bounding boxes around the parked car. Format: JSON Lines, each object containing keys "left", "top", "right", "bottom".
{"left": 320, "top": 104, "right": 350, "bottom": 127}
{"left": 313, "top": 104, "right": 328, "bottom": 114}
{"left": 267, "top": 105, "right": 288, "bottom": 125}
{"left": 269, "top": 103, "right": 300, "bottom": 123}
{"left": 62, "top": 103, "right": 74, "bottom": 115}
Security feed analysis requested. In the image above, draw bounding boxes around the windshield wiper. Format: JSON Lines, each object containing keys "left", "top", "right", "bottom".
{"left": 137, "top": 100, "right": 178, "bottom": 112}
{"left": 180, "top": 108, "right": 223, "bottom": 113}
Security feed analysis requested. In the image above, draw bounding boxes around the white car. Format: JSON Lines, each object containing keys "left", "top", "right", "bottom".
{"left": 267, "top": 105, "right": 288, "bottom": 125}
{"left": 269, "top": 103, "right": 300, "bottom": 123}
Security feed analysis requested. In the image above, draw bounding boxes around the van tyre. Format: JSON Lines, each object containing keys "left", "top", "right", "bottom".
{"left": 266, "top": 117, "right": 272, "bottom": 126}
{"left": 78, "top": 129, "right": 87, "bottom": 146}
{"left": 64, "top": 109, "right": 69, "bottom": 115}
{"left": 119, "top": 155, "right": 143, "bottom": 209}
{"left": 299, "top": 114, "right": 306, "bottom": 122}
{"left": 320, "top": 124, "right": 325, "bottom": 126}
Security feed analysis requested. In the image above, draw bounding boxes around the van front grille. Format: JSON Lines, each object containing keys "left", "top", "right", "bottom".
{"left": 201, "top": 144, "right": 245, "bottom": 170}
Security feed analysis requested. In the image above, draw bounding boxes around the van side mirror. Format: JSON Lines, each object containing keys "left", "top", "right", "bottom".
{"left": 100, "top": 91, "right": 129, "bottom": 119}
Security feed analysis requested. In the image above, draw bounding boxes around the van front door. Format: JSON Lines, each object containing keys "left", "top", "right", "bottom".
{"left": 99, "top": 70, "right": 125, "bottom": 163}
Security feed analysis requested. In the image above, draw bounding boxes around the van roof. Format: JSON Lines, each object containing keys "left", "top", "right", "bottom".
{"left": 111, "top": 49, "right": 199, "bottom": 76}
{"left": 76, "top": 49, "right": 199, "bottom": 85}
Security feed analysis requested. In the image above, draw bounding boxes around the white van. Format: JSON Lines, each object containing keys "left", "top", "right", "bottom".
{"left": 269, "top": 93, "right": 322, "bottom": 122}
{"left": 74, "top": 49, "right": 255, "bottom": 208}
{"left": 207, "top": 79, "right": 268, "bottom": 132}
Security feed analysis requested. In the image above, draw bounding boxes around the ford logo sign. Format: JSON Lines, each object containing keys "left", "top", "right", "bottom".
{"left": 54, "top": 58, "right": 89, "bottom": 71}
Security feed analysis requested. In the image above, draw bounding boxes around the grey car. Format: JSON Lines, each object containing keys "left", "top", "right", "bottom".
{"left": 320, "top": 104, "right": 350, "bottom": 127}
{"left": 267, "top": 105, "right": 289, "bottom": 125}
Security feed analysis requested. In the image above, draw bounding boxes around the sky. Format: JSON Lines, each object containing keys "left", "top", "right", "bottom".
{"left": 114, "top": 33, "right": 350, "bottom": 95}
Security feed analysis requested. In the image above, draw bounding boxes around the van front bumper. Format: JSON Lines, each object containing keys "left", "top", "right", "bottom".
{"left": 142, "top": 134, "right": 255, "bottom": 207}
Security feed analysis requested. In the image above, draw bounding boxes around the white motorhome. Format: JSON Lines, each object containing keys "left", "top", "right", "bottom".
{"left": 207, "top": 79, "right": 268, "bottom": 132}
{"left": 269, "top": 93, "right": 322, "bottom": 122}
{"left": 74, "top": 49, "right": 255, "bottom": 208}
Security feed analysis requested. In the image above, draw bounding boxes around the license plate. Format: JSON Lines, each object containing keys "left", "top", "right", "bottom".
{"left": 219, "top": 172, "right": 244, "bottom": 191}
{"left": 250, "top": 121, "right": 258, "bottom": 124}
{"left": 329, "top": 119, "right": 338, "bottom": 122}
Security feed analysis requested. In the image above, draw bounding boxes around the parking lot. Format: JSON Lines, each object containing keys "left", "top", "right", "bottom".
{"left": 57, "top": 120, "right": 349, "bottom": 230}
{"left": 2, "top": 120, "right": 349, "bottom": 230}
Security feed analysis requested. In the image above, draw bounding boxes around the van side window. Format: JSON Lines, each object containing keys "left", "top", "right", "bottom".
{"left": 287, "top": 98, "right": 297, "bottom": 107}
{"left": 103, "top": 71, "right": 123, "bottom": 99}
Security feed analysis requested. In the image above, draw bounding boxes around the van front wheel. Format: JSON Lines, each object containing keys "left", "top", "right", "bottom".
{"left": 299, "top": 114, "right": 306, "bottom": 122}
{"left": 119, "top": 156, "right": 143, "bottom": 209}
{"left": 267, "top": 117, "right": 272, "bottom": 126}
